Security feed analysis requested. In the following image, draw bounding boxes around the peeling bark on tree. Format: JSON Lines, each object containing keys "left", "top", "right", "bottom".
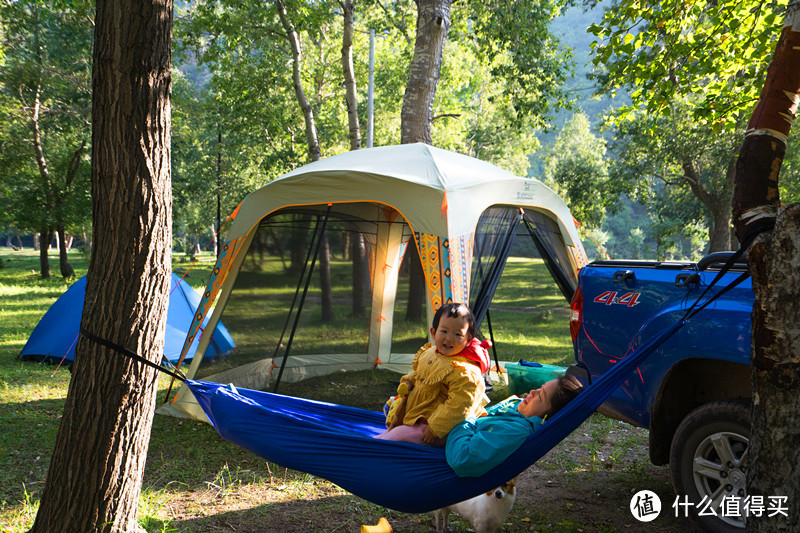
{"left": 30, "top": 1, "right": 173, "bottom": 531}
{"left": 746, "top": 207, "right": 800, "bottom": 532}
{"left": 731, "top": 3, "right": 800, "bottom": 531}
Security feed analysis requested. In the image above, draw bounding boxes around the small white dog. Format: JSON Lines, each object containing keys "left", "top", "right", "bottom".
{"left": 433, "top": 477, "right": 518, "bottom": 533}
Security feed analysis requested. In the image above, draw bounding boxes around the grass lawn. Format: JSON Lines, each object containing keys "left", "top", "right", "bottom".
{"left": 0, "top": 247, "right": 693, "bottom": 532}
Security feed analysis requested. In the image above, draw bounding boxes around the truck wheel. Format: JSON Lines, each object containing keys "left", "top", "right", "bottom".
{"left": 669, "top": 400, "right": 750, "bottom": 532}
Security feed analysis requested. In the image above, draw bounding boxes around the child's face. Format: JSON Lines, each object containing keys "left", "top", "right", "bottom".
{"left": 517, "top": 379, "right": 558, "bottom": 418}
{"left": 430, "top": 314, "right": 471, "bottom": 357}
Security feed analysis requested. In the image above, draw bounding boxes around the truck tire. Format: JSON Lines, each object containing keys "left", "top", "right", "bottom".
{"left": 669, "top": 400, "right": 750, "bottom": 532}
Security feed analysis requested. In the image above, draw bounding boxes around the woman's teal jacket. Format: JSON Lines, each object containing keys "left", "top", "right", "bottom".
{"left": 446, "top": 396, "right": 544, "bottom": 477}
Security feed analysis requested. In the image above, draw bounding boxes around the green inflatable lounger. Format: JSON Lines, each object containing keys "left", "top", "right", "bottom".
{"left": 506, "top": 359, "right": 567, "bottom": 396}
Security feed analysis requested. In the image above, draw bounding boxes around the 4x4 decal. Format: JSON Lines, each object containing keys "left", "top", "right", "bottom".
{"left": 592, "top": 291, "right": 641, "bottom": 307}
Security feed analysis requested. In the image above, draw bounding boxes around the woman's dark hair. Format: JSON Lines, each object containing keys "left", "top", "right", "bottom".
{"left": 548, "top": 375, "right": 584, "bottom": 417}
{"left": 432, "top": 302, "right": 476, "bottom": 341}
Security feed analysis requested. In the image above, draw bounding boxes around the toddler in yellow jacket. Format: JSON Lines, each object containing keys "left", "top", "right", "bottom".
{"left": 376, "top": 303, "right": 491, "bottom": 447}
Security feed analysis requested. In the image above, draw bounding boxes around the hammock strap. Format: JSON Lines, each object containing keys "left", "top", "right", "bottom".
{"left": 79, "top": 326, "right": 187, "bottom": 382}
{"left": 680, "top": 231, "right": 756, "bottom": 323}
{"left": 685, "top": 270, "right": 752, "bottom": 321}
{"left": 273, "top": 204, "right": 332, "bottom": 392}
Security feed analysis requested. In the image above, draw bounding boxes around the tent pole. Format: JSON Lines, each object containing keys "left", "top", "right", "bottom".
{"left": 273, "top": 205, "right": 332, "bottom": 392}
{"left": 484, "top": 308, "right": 501, "bottom": 376}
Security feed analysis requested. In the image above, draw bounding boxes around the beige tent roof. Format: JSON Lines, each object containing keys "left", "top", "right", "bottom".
{"left": 228, "top": 143, "right": 581, "bottom": 248}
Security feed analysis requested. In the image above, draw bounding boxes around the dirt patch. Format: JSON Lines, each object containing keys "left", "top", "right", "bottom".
{"left": 507, "top": 419, "right": 697, "bottom": 533}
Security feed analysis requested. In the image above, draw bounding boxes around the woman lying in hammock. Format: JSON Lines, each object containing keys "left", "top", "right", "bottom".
{"left": 446, "top": 375, "right": 584, "bottom": 477}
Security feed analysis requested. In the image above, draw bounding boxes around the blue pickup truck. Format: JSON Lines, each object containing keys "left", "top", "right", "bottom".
{"left": 566, "top": 252, "right": 752, "bottom": 533}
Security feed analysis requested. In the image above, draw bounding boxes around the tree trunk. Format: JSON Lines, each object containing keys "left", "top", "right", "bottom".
{"left": 276, "top": 0, "right": 321, "bottom": 162}
{"left": 707, "top": 201, "right": 733, "bottom": 253}
{"left": 400, "top": 0, "right": 450, "bottom": 145}
{"left": 30, "top": 1, "right": 173, "bottom": 532}
{"left": 31, "top": 83, "right": 54, "bottom": 279}
{"left": 731, "top": 3, "right": 800, "bottom": 531}
{"left": 317, "top": 234, "right": 333, "bottom": 321}
{"left": 38, "top": 226, "right": 52, "bottom": 279}
{"left": 405, "top": 242, "right": 426, "bottom": 322}
{"left": 289, "top": 215, "right": 308, "bottom": 275}
{"left": 341, "top": 1, "right": 365, "bottom": 316}
{"left": 7, "top": 231, "right": 23, "bottom": 250}
{"left": 401, "top": 0, "right": 451, "bottom": 321}
{"left": 319, "top": 227, "right": 333, "bottom": 322}
{"left": 681, "top": 158, "right": 734, "bottom": 252}
{"left": 81, "top": 227, "right": 92, "bottom": 254}
{"left": 54, "top": 139, "right": 86, "bottom": 279}
{"left": 190, "top": 233, "right": 200, "bottom": 261}
{"left": 342, "top": 0, "right": 361, "bottom": 151}
{"left": 746, "top": 207, "right": 800, "bottom": 532}
{"left": 275, "top": 0, "right": 332, "bottom": 318}
{"left": 56, "top": 225, "right": 75, "bottom": 280}
{"left": 351, "top": 231, "right": 369, "bottom": 317}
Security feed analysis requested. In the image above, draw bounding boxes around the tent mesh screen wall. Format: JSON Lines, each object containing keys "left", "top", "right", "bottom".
{"left": 190, "top": 205, "right": 430, "bottom": 388}
{"left": 189, "top": 203, "right": 574, "bottom": 393}
{"left": 468, "top": 207, "right": 576, "bottom": 366}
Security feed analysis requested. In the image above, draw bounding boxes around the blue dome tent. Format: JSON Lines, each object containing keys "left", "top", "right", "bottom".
{"left": 20, "top": 273, "right": 235, "bottom": 367}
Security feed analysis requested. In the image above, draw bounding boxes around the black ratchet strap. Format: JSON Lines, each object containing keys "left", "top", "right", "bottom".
{"left": 79, "top": 326, "right": 187, "bottom": 382}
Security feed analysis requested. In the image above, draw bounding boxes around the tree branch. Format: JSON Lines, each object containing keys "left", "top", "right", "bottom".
{"left": 432, "top": 113, "right": 460, "bottom": 122}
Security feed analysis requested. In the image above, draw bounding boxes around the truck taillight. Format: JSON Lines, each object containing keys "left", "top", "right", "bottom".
{"left": 570, "top": 286, "right": 583, "bottom": 343}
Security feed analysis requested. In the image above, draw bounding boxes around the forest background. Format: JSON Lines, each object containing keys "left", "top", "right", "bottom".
{"left": 2, "top": 0, "right": 798, "bottom": 273}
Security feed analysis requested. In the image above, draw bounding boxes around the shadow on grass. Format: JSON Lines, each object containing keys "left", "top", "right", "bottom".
{"left": 163, "top": 493, "right": 434, "bottom": 533}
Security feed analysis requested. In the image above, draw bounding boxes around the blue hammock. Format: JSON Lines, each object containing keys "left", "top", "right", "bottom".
{"left": 186, "top": 320, "right": 684, "bottom": 513}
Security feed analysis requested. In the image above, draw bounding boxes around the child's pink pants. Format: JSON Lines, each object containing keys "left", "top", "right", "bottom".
{"left": 374, "top": 420, "right": 447, "bottom": 447}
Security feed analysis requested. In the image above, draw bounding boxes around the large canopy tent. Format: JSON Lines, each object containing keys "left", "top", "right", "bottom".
{"left": 160, "top": 143, "right": 587, "bottom": 421}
